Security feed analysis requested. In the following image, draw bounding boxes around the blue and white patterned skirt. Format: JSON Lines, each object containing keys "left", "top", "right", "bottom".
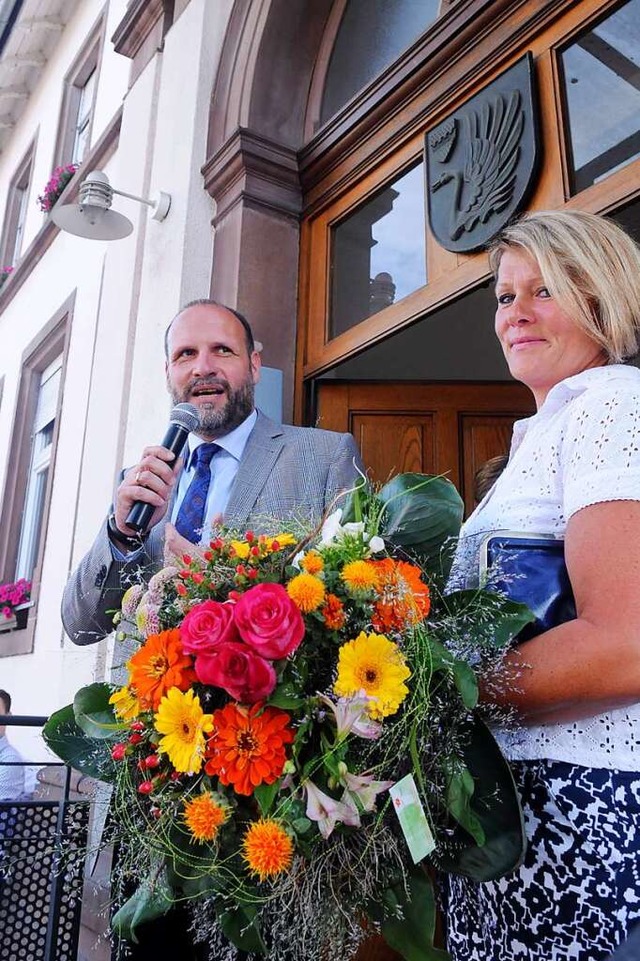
{"left": 446, "top": 759, "right": 640, "bottom": 960}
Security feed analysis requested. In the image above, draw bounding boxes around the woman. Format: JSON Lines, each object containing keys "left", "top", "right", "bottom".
{"left": 447, "top": 210, "right": 640, "bottom": 960}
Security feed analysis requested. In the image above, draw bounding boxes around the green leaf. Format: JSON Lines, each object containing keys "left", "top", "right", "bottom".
{"left": 43, "top": 704, "right": 117, "bottom": 782}
{"left": 267, "top": 686, "right": 306, "bottom": 710}
{"left": 368, "top": 868, "right": 448, "bottom": 961}
{"left": 438, "top": 715, "right": 526, "bottom": 881}
{"left": 217, "top": 901, "right": 267, "bottom": 954}
{"left": 74, "top": 682, "right": 126, "bottom": 739}
{"left": 254, "top": 779, "right": 281, "bottom": 817}
{"left": 450, "top": 660, "right": 478, "bottom": 710}
{"left": 112, "top": 869, "right": 174, "bottom": 944}
{"left": 445, "top": 757, "right": 485, "bottom": 846}
{"left": 378, "top": 473, "right": 464, "bottom": 579}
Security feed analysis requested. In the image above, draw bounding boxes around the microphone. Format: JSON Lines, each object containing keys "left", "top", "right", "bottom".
{"left": 125, "top": 403, "right": 200, "bottom": 533}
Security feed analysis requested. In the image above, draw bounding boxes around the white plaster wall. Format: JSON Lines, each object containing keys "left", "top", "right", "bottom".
{"left": 0, "top": 0, "right": 234, "bottom": 763}
{"left": 123, "top": 0, "right": 225, "bottom": 461}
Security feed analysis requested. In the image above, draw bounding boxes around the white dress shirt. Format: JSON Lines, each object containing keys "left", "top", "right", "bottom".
{"left": 450, "top": 365, "right": 640, "bottom": 770}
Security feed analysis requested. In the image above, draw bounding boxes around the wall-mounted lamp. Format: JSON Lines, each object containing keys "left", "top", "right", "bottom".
{"left": 51, "top": 169, "right": 171, "bottom": 240}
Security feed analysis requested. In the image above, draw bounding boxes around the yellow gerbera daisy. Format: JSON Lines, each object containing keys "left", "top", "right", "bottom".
{"left": 183, "top": 792, "right": 228, "bottom": 843}
{"left": 242, "top": 819, "right": 294, "bottom": 881}
{"left": 154, "top": 688, "right": 214, "bottom": 774}
{"left": 109, "top": 684, "right": 142, "bottom": 721}
{"left": 334, "top": 631, "right": 410, "bottom": 719}
{"left": 300, "top": 551, "right": 324, "bottom": 575}
{"left": 341, "top": 560, "right": 380, "bottom": 595}
{"left": 286, "top": 573, "right": 326, "bottom": 612}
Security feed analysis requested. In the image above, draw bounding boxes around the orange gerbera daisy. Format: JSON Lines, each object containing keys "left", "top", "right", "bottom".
{"left": 322, "top": 593, "right": 346, "bottom": 631}
{"left": 183, "top": 792, "right": 228, "bottom": 843}
{"left": 242, "top": 819, "right": 294, "bottom": 881}
{"left": 128, "top": 629, "right": 195, "bottom": 710}
{"left": 287, "top": 572, "right": 326, "bottom": 612}
{"left": 205, "top": 703, "right": 294, "bottom": 796}
{"left": 369, "top": 559, "right": 430, "bottom": 633}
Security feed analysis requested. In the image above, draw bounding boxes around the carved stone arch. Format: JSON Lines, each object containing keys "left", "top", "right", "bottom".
{"left": 203, "top": 0, "right": 334, "bottom": 418}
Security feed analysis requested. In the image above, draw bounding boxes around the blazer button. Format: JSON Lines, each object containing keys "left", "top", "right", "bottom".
{"left": 94, "top": 564, "right": 108, "bottom": 588}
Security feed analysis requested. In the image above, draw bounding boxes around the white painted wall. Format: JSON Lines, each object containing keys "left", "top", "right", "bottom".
{"left": 0, "top": 0, "right": 232, "bottom": 763}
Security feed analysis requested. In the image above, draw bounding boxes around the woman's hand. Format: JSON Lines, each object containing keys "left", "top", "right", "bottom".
{"left": 482, "top": 500, "right": 640, "bottom": 723}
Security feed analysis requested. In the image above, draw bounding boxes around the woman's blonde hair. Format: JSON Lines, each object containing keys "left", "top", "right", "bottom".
{"left": 487, "top": 210, "right": 640, "bottom": 362}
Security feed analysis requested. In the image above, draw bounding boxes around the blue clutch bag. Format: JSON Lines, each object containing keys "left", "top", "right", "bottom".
{"left": 480, "top": 533, "right": 576, "bottom": 644}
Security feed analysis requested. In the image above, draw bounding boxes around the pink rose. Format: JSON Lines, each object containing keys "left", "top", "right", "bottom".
{"left": 195, "top": 642, "right": 276, "bottom": 703}
{"left": 234, "top": 583, "right": 305, "bottom": 659}
{"left": 180, "top": 600, "right": 239, "bottom": 655}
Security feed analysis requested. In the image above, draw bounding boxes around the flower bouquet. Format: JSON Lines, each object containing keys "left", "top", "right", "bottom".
{"left": 37, "top": 163, "right": 78, "bottom": 213}
{"left": 45, "top": 474, "right": 534, "bottom": 960}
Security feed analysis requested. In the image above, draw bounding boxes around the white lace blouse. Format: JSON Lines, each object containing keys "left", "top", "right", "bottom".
{"left": 450, "top": 364, "right": 640, "bottom": 770}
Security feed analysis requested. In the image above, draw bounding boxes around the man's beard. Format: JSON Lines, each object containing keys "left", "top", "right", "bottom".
{"left": 170, "top": 375, "right": 255, "bottom": 439}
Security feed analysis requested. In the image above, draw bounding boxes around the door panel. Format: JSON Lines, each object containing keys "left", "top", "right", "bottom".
{"left": 316, "top": 381, "right": 534, "bottom": 516}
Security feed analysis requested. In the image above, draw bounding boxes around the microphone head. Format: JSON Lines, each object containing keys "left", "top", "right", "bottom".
{"left": 169, "top": 403, "right": 200, "bottom": 433}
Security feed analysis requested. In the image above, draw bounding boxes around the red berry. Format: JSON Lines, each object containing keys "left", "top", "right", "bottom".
{"left": 111, "top": 743, "right": 127, "bottom": 761}
{"left": 128, "top": 733, "right": 144, "bottom": 745}
{"left": 247, "top": 569, "right": 258, "bottom": 580}
{"left": 169, "top": 770, "right": 181, "bottom": 782}
{"left": 250, "top": 546, "right": 260, "bottom": 556}
{"left": 245, "top": 531, "right": 255, "bottom": 542}
{"left": 130, "top": 721, "right": 145, "bottom": 732}
{"left": 145, "top": 754, "right": 161, "bottom": 769}
{"left": 138, "top": 780, "right": 154, "bottom": 795}
{"left": 150, "top": 806, "right": 162, "bottom": 819}
{"left": 182, "top": 554, "right": 192, "bottom": 565}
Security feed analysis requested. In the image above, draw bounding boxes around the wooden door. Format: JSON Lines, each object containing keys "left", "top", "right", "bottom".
{"left": 316, "top": 380, "right": 534, "bottom": 516}
{"left": 317, "top": 378, "right": 533, "bottom": 961}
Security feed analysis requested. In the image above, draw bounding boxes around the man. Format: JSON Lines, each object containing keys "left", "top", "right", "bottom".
{"left": 0, "top": 690, "right": 25, "bottom": 802}
{"left": 62, "top": 300, "right": 362, "bottom": 645}
{"left": 61, "top": 301, "right": 362, "bottom": 959}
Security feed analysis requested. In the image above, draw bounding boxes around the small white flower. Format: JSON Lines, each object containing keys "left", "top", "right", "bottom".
{"left": 368, "top": 536, "right": 386, "bottom": 554}
{"left": 320, "top": 509, "right": 343, "bottom": 545}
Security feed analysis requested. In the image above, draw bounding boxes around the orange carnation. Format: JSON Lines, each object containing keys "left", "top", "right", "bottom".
{"left": 205, "top": 702, "right": 294, "bottom": 796}
{"left": 128, "top": 629, "right": 195, "bottom": 710}
{"left": 322, "top": 593, "right": 346, "bottom": 631}
{"left": 370, "top": 559, "right": 430, "bottom": 632}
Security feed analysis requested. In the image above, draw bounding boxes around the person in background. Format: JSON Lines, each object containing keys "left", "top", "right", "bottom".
{"left": 0, "top": 690, "right": 26, "bottom": 802}
{"left": 446, "top": 210, "right": 640, "bottom": 960}
{"left": 472, "top": 452, "right": 508, "bottom": 506}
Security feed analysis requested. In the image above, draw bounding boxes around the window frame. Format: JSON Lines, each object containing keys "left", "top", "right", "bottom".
{"left": 0, "top": 138, "right": 36, "bottom": 269}
{"left": 0, "top": 296, "right": 74, "bottom": 655}
{"left": 53, "top": 14, "right": 105, "bottom": 169}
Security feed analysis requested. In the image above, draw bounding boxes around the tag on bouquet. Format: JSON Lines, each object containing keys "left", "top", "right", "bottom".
{"left": 390, "top": 774, "right": 436, "bottom": 864}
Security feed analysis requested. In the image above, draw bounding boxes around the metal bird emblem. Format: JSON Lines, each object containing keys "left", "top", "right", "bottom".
{"left": 430, "top": 90, "right": 525, "bottom": 242}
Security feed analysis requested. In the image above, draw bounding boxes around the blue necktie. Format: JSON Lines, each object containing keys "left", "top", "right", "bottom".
{"left": 174, "top": 443, "right": 219, "bottom": 543}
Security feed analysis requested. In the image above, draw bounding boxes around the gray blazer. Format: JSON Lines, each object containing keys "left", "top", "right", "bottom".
{"left": 61, "top": 411, "right": 362, "bottom": 646}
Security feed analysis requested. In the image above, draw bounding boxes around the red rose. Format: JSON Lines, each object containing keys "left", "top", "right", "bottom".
{"left": 180, "top": 600, "right": 239, "bottom": 655}
{"left": 234, "top": 583, "right": 304, "bottom": 659}
{"left": 195, "top": 642, "right": 276, "bottom": 703}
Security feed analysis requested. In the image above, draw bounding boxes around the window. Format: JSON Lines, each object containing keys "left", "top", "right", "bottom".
{"left": 329, "top": 161, "right": 427, "bottom": 338}
{"left": 14, "top": 355, "right": 62, "bottom": 582}
{"left": 54, "top": 20, "right": 103, "bottom": 168}
{"left": 320, "top": 0, "right": 439, "bottom": 126}
{"left": 71, "top": 67, "right": 96, "bottom": 164}
{"left": 0, "top": 142, "right": 35, "bottom": 268}
{"left": 0, "top": 298, "right": 72, "bottom": 653}
{"left": 560, "top": 0, "right": 640, "bottom": 193}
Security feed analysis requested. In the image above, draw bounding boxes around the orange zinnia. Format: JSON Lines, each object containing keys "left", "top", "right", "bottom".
{"left": 370, "top": 559, "right": 430, "bottom": 633}
{"left": 204, "top": 702, "right": 294, "bottom": 796}
{"left": 128, "top": 628, "right": 195, "bottom": 710}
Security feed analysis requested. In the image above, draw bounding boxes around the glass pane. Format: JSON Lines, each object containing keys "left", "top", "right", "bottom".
{"left": 320, "top": 0, "right": 439, "bottom": 125}
{"left": 329, "top": 162, "right": 426, "bottom": 339}
{"left": 561, "top": 0, "right": 640, "bottom": 192}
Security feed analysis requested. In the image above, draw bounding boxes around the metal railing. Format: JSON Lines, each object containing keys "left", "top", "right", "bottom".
{"left": 0, "top": 714, "right": 106, "bottom": 961}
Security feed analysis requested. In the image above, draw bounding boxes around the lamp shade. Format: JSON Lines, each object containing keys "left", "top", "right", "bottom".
{"left": 51, "top": 202, "right": 134, "bottom": 240}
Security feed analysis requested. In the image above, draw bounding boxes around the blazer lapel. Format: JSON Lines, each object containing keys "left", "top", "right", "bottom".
{"left": 224, "top": 412, "right": 284, "bottom": 528}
